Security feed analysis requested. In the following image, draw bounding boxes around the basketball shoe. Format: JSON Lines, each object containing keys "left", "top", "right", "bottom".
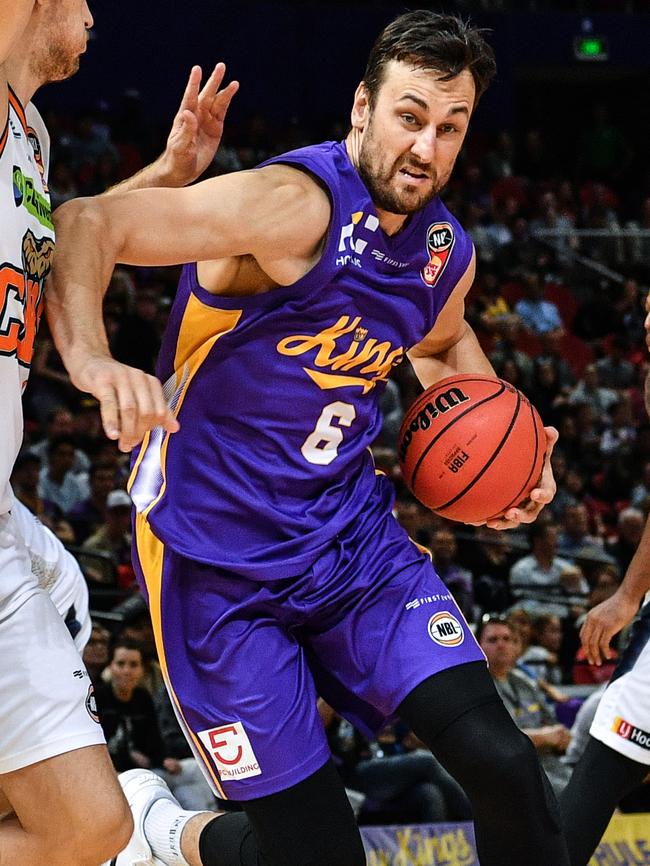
{"left": 104, "top": 769, "right": 171, "bottom": 865}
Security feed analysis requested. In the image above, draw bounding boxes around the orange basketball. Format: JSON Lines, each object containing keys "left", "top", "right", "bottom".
{"left": 397, "top": 374, "right": 546, "bottom": 523}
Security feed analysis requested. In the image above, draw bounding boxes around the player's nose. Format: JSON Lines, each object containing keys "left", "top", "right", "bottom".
{"left": 410, "top": 129, "right": 436, "bottom": 164}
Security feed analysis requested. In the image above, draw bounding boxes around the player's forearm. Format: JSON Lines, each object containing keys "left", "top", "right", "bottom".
{"left": 409, "top": 321, "right": 495, "bottom": 389}
{"left": 47, "top": 199, "right": 120, "bottom": 380}
{"left": 103, "top": 155, "right": 181, "bottom": 196}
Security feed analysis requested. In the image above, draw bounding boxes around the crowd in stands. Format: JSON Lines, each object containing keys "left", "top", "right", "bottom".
{"left": 18, "top": 90, "right": 650, "bottom": 824}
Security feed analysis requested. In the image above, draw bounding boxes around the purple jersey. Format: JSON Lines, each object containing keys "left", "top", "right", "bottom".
{"left": 129, "top": 140, "right": 473, "bottom": 578}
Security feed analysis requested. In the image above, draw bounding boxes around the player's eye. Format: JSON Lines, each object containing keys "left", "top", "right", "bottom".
{"left": 401, "top": 113, "right": 419, "bottom": 126}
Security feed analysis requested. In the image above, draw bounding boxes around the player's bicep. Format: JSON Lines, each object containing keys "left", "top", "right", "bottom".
{"left": 92, "top": 173, "right": 261, "bottom": 267}
{"left": 56, "top": 166, "right": 328, "bottom": 270}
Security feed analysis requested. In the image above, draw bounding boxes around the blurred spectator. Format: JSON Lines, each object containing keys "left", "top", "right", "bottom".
{"left": 431, "top": 528, "right": 474, "bottom": 620}
{"left": 600, "top": 398, "right": 637, "bottom": 458}
{"left": 95, "top": 639, "right": 215, "bottom": 810}
{"left": 469, "top": 527, "right": 513, "bottom": 615}
{"left": 630, "top": 460, "right": 650, "bottom": 510}
{"left": 28, "top": 407, "right": 91, "bottom": 476}
{"left": 528, "top": 358, "right": 566, "bottom": 428}
{"left": 82, "top": 621, "right": 111, "bottom": 683}
{"left": 489, "top": 319, "right": 534, "bottom": 390}
{"left": 530, "top": 190, "right": 577, "bottom": 268}
{"left": 38, "top": 434, "right": 89, "bottom": 514}
{"left": 115, "top": 602, "right": 164, "bottom": 697}
{"left": 509, "top": 521, "right": 589, "bottom": 618}
{"left": 48, "top": 161, "right": 79, "bottom": 208}
{"left": 11, "top": 452, "right": 59, "bottom": 524}
{"left": 26, "top": 327, "right": 79, "bottom": 423}
{"left": 68, "top": 462, "right": 116, "bottom": 543}
{"left": 111, "top": 288, "right": 163, "bottom": 374}
{"left": 605, "top": 507, "right": 645, "bottom": 573}
{"left": 82, "top": 489, "right": 133, "bottom": 581}
{"left": 557, "top": 503, "right": 610, "bottom": 563}
{"left": 477, "top": 615, "right": 571, "bottom": 794}
{"left": 485, "top": 130, "right": 516, "bottom": 181}
{"left": 572, "top": 566, "right": 621, "bottom": 685}
{"left": 595, "top": 335, "right": 635, "bottom": 390}
{"left": 322, "top": 705, "right": 470, "bottom": 824}
{"left": 568, "top": 363, "right": 618, "bottom": 416}
{"left": 519, "top": 613, "right": 564, "bottom": 685}
{"left": 514, "top": 272, "right": 564, "bottom": 337}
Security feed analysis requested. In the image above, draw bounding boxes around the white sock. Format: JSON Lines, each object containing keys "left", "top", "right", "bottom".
{"left": 144, "top": 797, "right": 200, "bottom": 866}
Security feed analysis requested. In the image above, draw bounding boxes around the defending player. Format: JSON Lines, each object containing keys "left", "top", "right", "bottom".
{"left": 559, "top": 304, "right": 650, "bottom": 864}
{"left": 0, "top": 0, "right": 238, "bottom": 861}
{"left": 51, "top": 12, "right": 569, "bottom": 866}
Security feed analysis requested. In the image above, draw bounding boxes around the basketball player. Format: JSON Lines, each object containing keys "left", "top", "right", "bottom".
{"left": 51, "top": 12, "right": 568, "bottom": 866}
{"left": 0, "top": 0, "right": 238, "bottom": 861}
{"left": 559, "top": 327, "right": 650, "bottom": 863}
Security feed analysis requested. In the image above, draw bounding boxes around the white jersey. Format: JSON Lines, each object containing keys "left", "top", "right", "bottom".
{"left": 0, "top": 86, "right": 54, "bottom": 515}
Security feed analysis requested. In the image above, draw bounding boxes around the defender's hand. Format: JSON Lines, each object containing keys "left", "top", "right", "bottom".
{"left": 482, "top": 426, "right": 559, "bottom": 531}
{"left": 581, "top": 590, "right": 640, "bottom": 666}
{"left": 161, "top": 63, "right": 239, "bottom": 187}
{"left": 72, "top": 356, "right": 179, "bottom": 452}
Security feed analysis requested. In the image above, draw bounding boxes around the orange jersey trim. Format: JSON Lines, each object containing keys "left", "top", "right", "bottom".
{"left": 8, "top": 84, "right": 27, "bottom": 134}
{"left": 0, "top": 120, "right": 8, "bottom": 160}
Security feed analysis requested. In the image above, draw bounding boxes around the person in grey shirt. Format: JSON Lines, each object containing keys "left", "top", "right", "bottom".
{"left": 478, "top": 615, "right": 572, "bottom": 794}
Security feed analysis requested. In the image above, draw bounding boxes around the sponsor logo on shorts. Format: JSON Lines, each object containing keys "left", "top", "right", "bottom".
{"left": 85, "top": 684, "right": 100, "bottom": 724}
{"left": 405, "top": 593, "right": 453, "bottom": 611}
{"left": 612, "top": 717, "right": 650, "bottom": 751}
{"left": 428, "top": 612, "right": 464, "bottom": 647}
{"left": 198, "top": 721, "right": 262, "bottom": 780}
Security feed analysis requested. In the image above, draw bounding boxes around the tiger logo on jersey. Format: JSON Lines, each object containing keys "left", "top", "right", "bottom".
{"left": 0, "top": 229, "right": 52, "bottom": 366}
{"left": 421, "top": 222, "right": 455, "bottom": 287}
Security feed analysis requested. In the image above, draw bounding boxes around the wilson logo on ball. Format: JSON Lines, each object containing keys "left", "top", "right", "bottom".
{"left": 398, "top": 387, "right": 469, "bottom": 463}
{"left": 428, "top": 612, "right": 465, "bottom": 647}
{"left": 397, "top": 374, "right": 545, "bottom": 525}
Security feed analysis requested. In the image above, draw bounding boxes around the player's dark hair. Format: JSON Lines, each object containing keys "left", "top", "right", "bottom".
{"left": 363, "top": 11, "right": 496, "bottom": 108}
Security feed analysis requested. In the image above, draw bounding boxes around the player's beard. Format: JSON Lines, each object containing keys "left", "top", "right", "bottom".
{"left": 31, "top": 34, "right": 82, "bottom": 83}
{"left": 357, "top": 118, "right": 442, "bottom": 216}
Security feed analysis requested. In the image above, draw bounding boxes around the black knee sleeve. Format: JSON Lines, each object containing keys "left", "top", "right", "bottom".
{"left": 399, "top": 662, "right": 570, "bottom": 866}
{"left": 198, "top": 760, "right": 366, "bottom": 866}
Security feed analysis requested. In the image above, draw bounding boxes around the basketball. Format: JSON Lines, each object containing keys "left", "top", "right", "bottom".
{"left": 397, "top": 374, "right": 546, "bottom": 524}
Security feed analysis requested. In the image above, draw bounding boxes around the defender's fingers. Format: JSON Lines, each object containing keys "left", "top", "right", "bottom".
{"left": 211, "top": 80, "right": 239, "bottom": 121}
{"left": 179, "top": 65, "right": 202, "bottom": 113}
{"left": 96, "top": 388, "right": 120, "bottom": 441}
{"left": 199, "top": 62, "right": 227, "bottom": 103}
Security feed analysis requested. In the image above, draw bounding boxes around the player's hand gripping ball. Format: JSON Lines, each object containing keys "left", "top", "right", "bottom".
{"left": 398, "top": 374, "right": 546, "bottom": 524}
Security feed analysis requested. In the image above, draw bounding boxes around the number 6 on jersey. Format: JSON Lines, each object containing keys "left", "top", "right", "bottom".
{"left": 301, "top": 401, "right": 356, "bottom": 466}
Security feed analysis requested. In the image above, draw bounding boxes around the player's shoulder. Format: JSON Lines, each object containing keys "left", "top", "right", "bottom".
{"left": 252, "top": 163, "right": 332, "bottom": 232}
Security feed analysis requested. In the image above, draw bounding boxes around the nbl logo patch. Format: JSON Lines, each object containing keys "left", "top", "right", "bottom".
{"left": 421, "top": 222, "right": 455, "bottom": 287}
{"left": 612, "top": 717, "right": 650, "bottom": 751}
{"left": 428, "top": 612, "right": 464, "bottom": 647}
{"left": 85, "top": 684, "right": 100, "bottom": 724}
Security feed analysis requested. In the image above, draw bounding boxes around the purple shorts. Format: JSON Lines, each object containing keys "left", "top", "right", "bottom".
{"left": 132, "top": 506, "right": 485, "bottom": 801}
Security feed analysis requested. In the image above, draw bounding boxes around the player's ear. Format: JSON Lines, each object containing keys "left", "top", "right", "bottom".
{"left": 350, "top": 82, "right": 370, "bottom": 131}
